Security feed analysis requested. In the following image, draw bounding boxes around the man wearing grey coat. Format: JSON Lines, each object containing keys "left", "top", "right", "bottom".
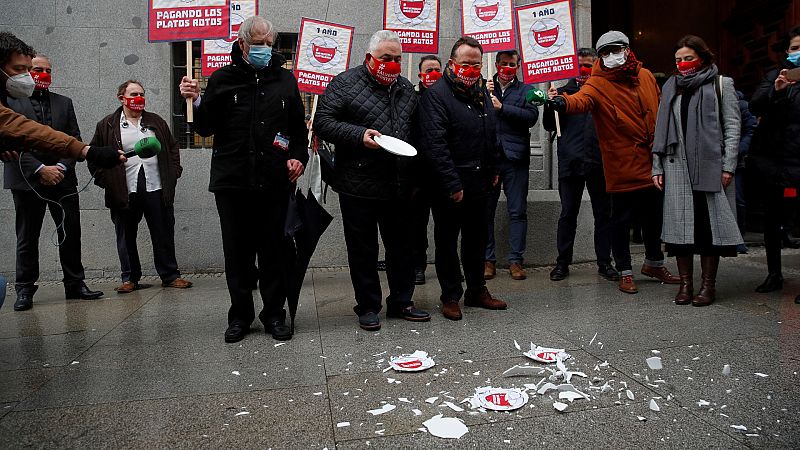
{"left": 652, "top": 35, "right": 742, "bottom": 307}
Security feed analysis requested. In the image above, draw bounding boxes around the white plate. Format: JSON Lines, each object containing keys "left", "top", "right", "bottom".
{"left": 389, "top": 351, "right": 435, "bottom": 372}
{"left": 373, "top": 134, "right": 417, "bottom": 157}
{"left": 474, "top": 387, "right": 529, "bottom": 411}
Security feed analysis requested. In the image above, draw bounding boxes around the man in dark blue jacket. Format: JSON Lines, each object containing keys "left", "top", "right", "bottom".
{"left": 544, "top": 48, "right": 617, "bottom": 282}
{"left": 315, "top": 30, "right": 430, "bottom": 331}
{"left": 418, "top": 36, "right": 507, "bottom": 321}
{"left": 484, "top": 49, "right": 539, "bottom": 281}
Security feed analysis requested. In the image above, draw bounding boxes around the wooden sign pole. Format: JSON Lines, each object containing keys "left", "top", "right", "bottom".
{"left": 186, "top": 41, "right": 194, "bottom": 123}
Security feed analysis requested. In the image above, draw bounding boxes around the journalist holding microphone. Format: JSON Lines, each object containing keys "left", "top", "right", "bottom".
{"left": 89, "top": 80, "right": 191, "bottom": 295}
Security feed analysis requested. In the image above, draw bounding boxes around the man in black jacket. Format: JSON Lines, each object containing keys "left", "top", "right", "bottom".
{"left": 179, "top": 16, "right": 308, "bottom": 343}
{"left": 315, "top": 30, "right": 430, "bottom": 331}
{"left": 4, "top": 55, "right": 104, "bottom": 311}
{"left": 484, "top": 49, "right": 539, "bottom": 282}
{"left": 418, "top": 36, "right": 508, "bottom": 321}
{"left": 544, "top": 48, "right": 617, "bottom": 282}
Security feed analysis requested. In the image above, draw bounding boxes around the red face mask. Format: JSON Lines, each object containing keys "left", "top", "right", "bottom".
{"left": 452, "top": 62, "right": 482, "bottom": 87}
{"left": 496, "top": 65, "right": 517, "bottom": 82}
{"left": 576, "top": 65, "right": 592, "bottom": 85}
{"left": 677, "top": 59, "right": 702, "bottom": 76}
{"left": 366, "top": 54, "right": 401, "bottom": 85}
{"left": 122, "top": 96, "right": 145, "bottom": 111}
{"left": 31, "top": 72, "right": 51, "bottom": 90}
{"left": 419, "top": 70, "right": 442, "bottom": 88}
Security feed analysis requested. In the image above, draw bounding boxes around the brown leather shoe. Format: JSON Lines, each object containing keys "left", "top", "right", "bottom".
{"left": 640, "top": 264, "right": 681, "bottom": 284}
{"left": 464, "top": 287, "right": 507, "bottom": 310}
{"left": 162, "top": 278, "right": 193, "bottom": 289}
{"left": 115, "top": 281, "right": 138, "bottom": 294}
{"left": 674, "top": 256, "right": 693, "bottom": 305}
{"left": 441, "top": 300, "right": 462, "bottom": 321}
{"left": 509, "top": 263, "right": 527, "bottom": 280}
{"left": 484, "top": 261, "right": 496, "bottom": 280}
{"left": 618, "top": 275, "right": 638, "bottom": 294}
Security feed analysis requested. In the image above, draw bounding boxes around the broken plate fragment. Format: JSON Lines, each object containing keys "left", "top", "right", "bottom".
{"left": 646, "top": 356, "right": 663, "bottom": 370}
{"left": 423, "top": 415, "right": 469, "bottom": 439}
{"left": 473, "top": 387, "right": 529, "bottom": 411}
{"left": 502, "top": 364, "right": 547, "bottom": 377}
{"left": 722, "top": 364, "right": 731, "bottom": 376}
{"left": 389, "top": 351, "right": 435, "bottom": 372}
{"left": 524, "top": 344, "right": 571, "bottom": 364}
{"left": 367, "top": 404, "right": 396, "bottom": 415}
{"left": 553, "top": 401, "right": 568, "bottom": 412}
{"left": 649, "top": 399, "right": 660, "bottom": 412}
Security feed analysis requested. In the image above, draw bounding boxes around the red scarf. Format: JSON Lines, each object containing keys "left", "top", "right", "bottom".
{"left": 603, "top": 50, "right": 640, "bottom": 81}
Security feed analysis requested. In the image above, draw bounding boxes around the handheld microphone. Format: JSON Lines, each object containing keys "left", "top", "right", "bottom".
{"left": 124, "top": 136, "right": 162, "bottom": 159}
{"left": 525, "top": 88, "right": 548, "bottom": 106}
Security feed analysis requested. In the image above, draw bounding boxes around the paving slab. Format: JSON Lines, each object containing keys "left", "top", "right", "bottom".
{"left": 0, "top": 330, "right": 106, "bottom": 371}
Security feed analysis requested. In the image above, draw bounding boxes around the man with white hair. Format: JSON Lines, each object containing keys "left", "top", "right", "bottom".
{"left": 315, "top": 30, "right": 430, "bottom": 331}
{"left": 179, "top": 16, "right": 308, "bottom": 343}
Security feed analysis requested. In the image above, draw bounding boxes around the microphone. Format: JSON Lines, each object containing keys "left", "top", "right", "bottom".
{"left": 124, "top": 136, "right": 162, "bottom": 159}
{"left": 525, "top": 88, "right": 548, "bottom": 106}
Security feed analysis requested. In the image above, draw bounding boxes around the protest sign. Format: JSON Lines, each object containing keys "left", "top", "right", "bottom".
{"left": 201, "top": 0, "right": 257, "bottom": 76}
{"left": 515, "top": 0, "right": 579, "bottom": 84}
{"left": 294, "top": 18, "right": 355, "bottom": 95}
{"left": 460, "top": 0, "right": 515, "bottom": 53}
{"left": 149, "top": 0, "right": 231, "bottom": 42}
{"left": 383, "top": 0, "right": 439, "bottom": 53}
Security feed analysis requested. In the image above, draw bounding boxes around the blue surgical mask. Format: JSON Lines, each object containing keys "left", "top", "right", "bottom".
{"left": 248, "top": 45, "right": 272, "bottom": 69}
{"left": 787, "top": 51, "right": 800, "bottom": 66}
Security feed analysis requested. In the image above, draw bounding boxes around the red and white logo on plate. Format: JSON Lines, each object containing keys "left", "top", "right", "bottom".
{"left": 469, "top": 0, "right": 505, "bottom": 28}
{"left": 475, "top": 387, "right": 529, "bottom": 411}
{"left": 523, "top": 344, "right": 571, "bottom": 363}
{"left": 394, "top": 0, "right": 432, "bottom": 25}
{"left": 307, "top": 36, "right": 341, "bottom": 69}
{"left": 389, "top": 351, "right": 435, "bottom": 372}
{"left": 529, "top": 18, "right": 566, "bottom": 56}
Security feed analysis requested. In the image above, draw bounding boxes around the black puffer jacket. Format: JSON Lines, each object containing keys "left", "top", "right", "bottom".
{"left": 193, "top": 45, "right": 308, "bottom": 192}
{"left": 417, "top": 74, "right": 499, "bottom": 197}
{"left": 543, "top": 79, "right": 602, "bottom": 179}
{"left": 748, "top": 60, "right": 800, "bottom": 186}
{"left": 315, "top": 64, "right": 418, "bottom": 200}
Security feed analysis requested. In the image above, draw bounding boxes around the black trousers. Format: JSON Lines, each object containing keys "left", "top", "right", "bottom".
{"left": 763, "top": 183, "right": 791, "bottom": 275}
{"left": 110, "top": 187, "right": 180, "bottom": 284}
{"left": 556, "top": 171, "right": 612, "bottom": 266}
{"left": 12, "top": 187, "right": 86, "bottom": 293}
{"left": 215, "top": 190, "right": 290, "bottom": 326}
{"left": 609, "top": 187, "right": 665, "bottom": 273}
{"left": 410, "top": 188, "right": 431, "bottom": 269}
{"left": 339, "top": 194, "right": 415, "bottom": 315}
{"left": 431, "top": 190, "right": 489, "bottom": 302}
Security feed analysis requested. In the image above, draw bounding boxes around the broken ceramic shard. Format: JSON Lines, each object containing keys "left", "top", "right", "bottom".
{"left": 698, "top": 399, "right": 710, "bottom": 407}
{"left": 524, "top": 343, "right": 572, "bottom": 364}
{"left": 336, "top": 422, "right": 350, "bottom": 428}
{"left": 754, "top": 372, "right": 768, "bottom": 378}
{"left": 389, "top": 350, "right": 435, "bottom": 372}
{"left": 473, "top": 387, "right": 529, "bottom": 411}
{"left": 513, "top": 340, "right": 521, "bottom": 351}
{"left": 553, "top": 401, "right": 568, "bottom": 412}
{"left": 649, "top": 399, "right": 660, "bottom": 412}
{"left": 443, "top": 401, "right": 464, "bottom": 412}
{"left": 646, "top": 356, "right": 663, "bottom": 370}
{"left": 423, "top": 415, "right": 469, "bottom": 439}
{"left": 367, "top": 404, "right": 396, "bottom": 415}
{"left": 425, "top": 396, "right": 439, "bottom": 404}
{"left": 730, "top": 425, "right": 747, "bottom": 432}
{"left": 502, "top": 364, "right": 547, "bottom": 377}
{"left": 722, "top": 364, "right": 731, "bottom": 376}
{"left": 626, "top": 390, "right": 635, "bottom": 400}
{"left": 537, "top": 382, "right": 559, "bottom": 395}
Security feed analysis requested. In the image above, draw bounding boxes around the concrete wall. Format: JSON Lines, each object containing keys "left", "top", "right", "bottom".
{"left": 0, "top": 0, "right": 601, "bottom": 282}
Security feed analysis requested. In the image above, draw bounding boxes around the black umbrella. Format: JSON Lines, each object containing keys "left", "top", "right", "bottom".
{"left": 284, "top": 187, "right": 333, "bottom": 332}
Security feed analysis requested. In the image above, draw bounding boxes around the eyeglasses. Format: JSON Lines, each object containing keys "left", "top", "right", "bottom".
{"left": 598, "top": 46, "right": 626, "bottom": 58}
{"left": 454, "top": 62, "right": 482, "bottom": 69}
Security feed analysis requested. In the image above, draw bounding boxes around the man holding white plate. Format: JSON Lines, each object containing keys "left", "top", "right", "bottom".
{"left": 315, "top": 30, "right": 430, "bottom": 331}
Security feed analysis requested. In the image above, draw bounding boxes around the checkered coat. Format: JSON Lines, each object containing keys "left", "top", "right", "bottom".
{"left": 652, "top": 76, "right": 743, "bottom": 246}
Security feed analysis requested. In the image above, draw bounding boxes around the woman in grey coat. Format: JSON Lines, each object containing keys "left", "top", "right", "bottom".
{"left": 652, "top": 35, "right": 743, "bottom": 307}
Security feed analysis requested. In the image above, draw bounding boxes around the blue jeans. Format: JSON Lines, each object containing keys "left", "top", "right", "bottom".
{"left": 486, "top": 157, "right": 530, "bottom": 264}
{"left": 0, "top": 274, "right": 6, "bottom": 310}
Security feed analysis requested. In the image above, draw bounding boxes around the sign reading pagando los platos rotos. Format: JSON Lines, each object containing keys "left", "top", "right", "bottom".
{"left": 383, "top": 0, "right": 439, "bottom": 53}
{"left": 515, "top": 0, "right": 579, "bottom": 84}
{"left": 460, "top": 0, "right": 515, "bottom": 53}
{"left": 294, "top": 18, "right": 355, "bottom": 95}
{"left": 201, "top": 0, "right": 257, "bottom": 76}
{"left": 149, "top": 0, "right": 231, "bottom": 42}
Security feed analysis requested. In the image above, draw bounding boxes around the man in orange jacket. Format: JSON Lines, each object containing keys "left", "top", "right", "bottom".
{"left": 549, "top": 31, "right": 679, "bottom": 294}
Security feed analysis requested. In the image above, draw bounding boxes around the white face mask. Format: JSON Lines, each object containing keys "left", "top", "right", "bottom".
{"left": 602, "top": 51, "right": 627, "bottom": 69}
{"left": 2, "top": 70, "right": 35, "bottom": 98}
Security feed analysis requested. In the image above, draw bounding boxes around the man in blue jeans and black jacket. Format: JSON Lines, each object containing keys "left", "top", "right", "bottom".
{"left": 484, "top": 49, "right": 539, "bottom": 281}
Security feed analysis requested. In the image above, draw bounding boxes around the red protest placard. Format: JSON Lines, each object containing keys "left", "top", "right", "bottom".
{"left": 201, "top": 0, "right": 257, "bottom": 77}
{"left": 294, "top": 18, "right": 355, "bottom": 95}
{"left": 149, "top": 0, "right": 231, "bottom": 42}
{"left": 460, "top": 0, "right": 516, "bottom": 53}
{"left": 515, "top": 0, "right": 579, "bottom": 84}
{"left": 383, "top": 0, "right": 439, "bottom": 54}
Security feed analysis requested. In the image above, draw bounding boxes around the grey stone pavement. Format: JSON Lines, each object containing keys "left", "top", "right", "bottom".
{"left": 1, "top": 248, "right": 799, "bottom": 449}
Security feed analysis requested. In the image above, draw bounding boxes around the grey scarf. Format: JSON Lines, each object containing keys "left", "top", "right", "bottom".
{"left": 653, "top": 64, "right": 722, "bottom": 192}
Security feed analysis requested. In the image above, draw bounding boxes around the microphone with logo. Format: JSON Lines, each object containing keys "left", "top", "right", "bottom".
{"left": 124, "top": 136, "right": 162, "bottom": 159}
{"left": 526, "top": 87, "right": 563, "bottom": 137}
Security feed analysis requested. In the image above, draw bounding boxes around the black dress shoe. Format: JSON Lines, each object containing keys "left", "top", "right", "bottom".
{"left": 358, "top": 311, "right": 381, "bottom": 331}
{"left": 598, "top": 264, "right": 620, "bottom": 281}
{"left": 224, "top": 321, "right": 249, "bottom": 343}
{"left": 549, "top": 264, "right": 569, "bottom": 281}
{"left": 414, "top": 267, "right": 426, "bottom": 285}
{"left": 387, "top": 305, "right": 431, "bottom": 322}
{"left": 260, "top": 310, "right": 292, "bottom": 341}
{"left": 755, "top": 273, "right": 784, "bottom": 293}
{"left": 795, "top": 294, "right": 800, "bottom": 304}
{"left": 13, "top": 292, "right": 33, "bottom": 311}
{"left": 65, "top": 283, "right": 104, "bottom": 300}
